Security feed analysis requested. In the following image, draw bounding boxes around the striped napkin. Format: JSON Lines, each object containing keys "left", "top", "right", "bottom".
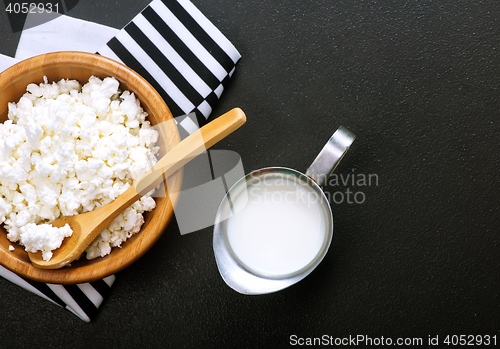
{"left": 0, "top": 0, "right": 240, "bottom": 322}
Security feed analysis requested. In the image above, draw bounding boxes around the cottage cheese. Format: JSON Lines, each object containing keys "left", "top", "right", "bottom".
{"left": 19, "top": 223, "right": 72, "bottom": 261}
{"left": 0, "top": 76, "right": 159, "bottom": 261}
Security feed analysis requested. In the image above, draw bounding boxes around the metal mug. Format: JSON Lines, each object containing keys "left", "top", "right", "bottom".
{"left": 213, "top": 126, "right": 356, "bottom": 294}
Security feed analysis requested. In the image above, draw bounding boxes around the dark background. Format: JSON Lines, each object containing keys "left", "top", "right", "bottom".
{"left": 1, "top": 0, "right": 498, "bottom": 347}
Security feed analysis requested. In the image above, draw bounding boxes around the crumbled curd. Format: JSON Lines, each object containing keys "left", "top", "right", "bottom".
{"left": 0, "top": 76, "right": 159, "bottom": 261}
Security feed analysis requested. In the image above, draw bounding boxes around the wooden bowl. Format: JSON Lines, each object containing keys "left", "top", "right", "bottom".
{"left": 0, "top": 52, "right": 183, "bottom": 284}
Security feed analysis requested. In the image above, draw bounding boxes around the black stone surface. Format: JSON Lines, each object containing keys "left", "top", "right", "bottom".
{"left": 1, "top": 0, "right": 499, "bottom": 347}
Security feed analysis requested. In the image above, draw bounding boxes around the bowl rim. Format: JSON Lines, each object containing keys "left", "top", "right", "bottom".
{"left": 0, "top": 51, "right": 183, "bottom": 284}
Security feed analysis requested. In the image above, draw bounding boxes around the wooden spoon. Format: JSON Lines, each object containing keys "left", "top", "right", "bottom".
{"left": 28, "top": 108, "right": 246, "bottom": 269}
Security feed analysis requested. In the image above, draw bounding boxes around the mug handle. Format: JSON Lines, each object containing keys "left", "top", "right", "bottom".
{"left": 305, "top": 126, "right": 357, "bottom": 186}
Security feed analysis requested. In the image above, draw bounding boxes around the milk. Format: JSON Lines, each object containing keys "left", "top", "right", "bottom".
{"left": 226, "top": 176, "right": 327, "bottom": 277}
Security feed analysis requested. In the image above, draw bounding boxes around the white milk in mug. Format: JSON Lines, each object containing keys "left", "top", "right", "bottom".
{"left": 226, "top": 174, "right": 327, "bottom": 277}
{"left": 213, "top": 126, "right": 356, "bottom": 295}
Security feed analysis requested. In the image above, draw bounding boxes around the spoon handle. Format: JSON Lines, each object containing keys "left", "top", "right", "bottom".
{"left": 27, "top": 108, "right": 246, "bottom": 269}
{"left": 71, "top": 107, "right": 246, "bottom": 238}
{"left": 134, "top": 107, "right": 247, "bottom": 196}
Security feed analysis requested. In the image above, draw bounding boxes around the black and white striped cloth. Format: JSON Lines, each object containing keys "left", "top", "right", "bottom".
{"left": 0, "top": 0, "right": 240, "bottom": 322}
{"left": 0, "top": 267, "right": 115, "bottom": 322}
{"left": 98, "top": 0, "right": 240, "bottom": 127}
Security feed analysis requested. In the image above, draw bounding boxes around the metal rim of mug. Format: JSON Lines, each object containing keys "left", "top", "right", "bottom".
{"left": 213, "top": 166, "right": 334, "bottom": 295}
